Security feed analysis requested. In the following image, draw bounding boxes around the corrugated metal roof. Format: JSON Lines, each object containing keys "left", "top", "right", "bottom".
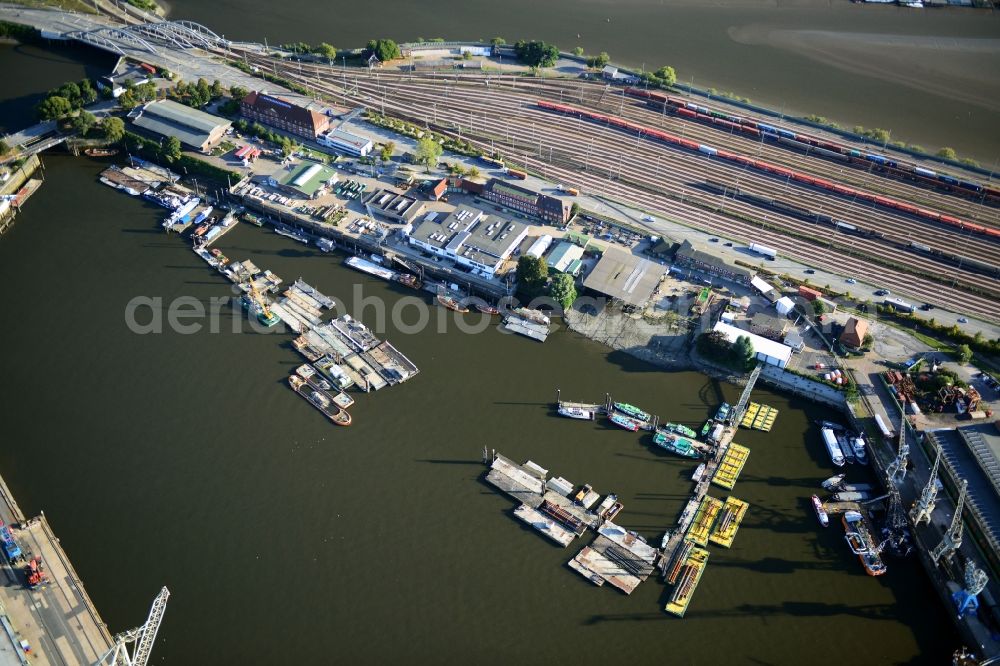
{"left": 133, "top": 100, "right": 230, "bottom": 149}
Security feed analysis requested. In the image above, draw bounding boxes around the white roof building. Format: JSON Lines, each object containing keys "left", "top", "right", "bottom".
{"left": 525, "top": 234, "right": 553, "bottom": 259}
{"left": 751, "top": 276, "right": 775, "bottom": 297}
{"left": 713, "top": 321, "right": 792, "bottom": 369}
{"left": 775, "top": 296, "right": 796, "bottom": 315}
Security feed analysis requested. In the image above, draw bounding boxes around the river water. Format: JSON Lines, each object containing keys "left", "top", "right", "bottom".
{"left": 158, "top": 0, "right": 1000, "bottom": 163}
{"left": 0, "top": 19, "right": 967, "bottom": 665}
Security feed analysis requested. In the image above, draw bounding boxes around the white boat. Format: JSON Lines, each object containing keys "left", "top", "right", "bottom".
{"left": 346, "top": 256, "right": 396, "bottom": 282}
{"left": 811, "top": 495, "right": 829, "bottom": 527}
{"left": 660, "top": 531, "right": 671, "bottom": 550}
{"left": 852, "top": 437, "right": 869, "bottom": 465}
{"left": 316, "top": 238, "right": 335, "bottom": 253}
{"left": 821, "top": 428, "right": 846, "bottom": 467}
{"left": 691, "top": 463, "right": 707, "bottom": 482}
{"left": 821, "top": 473, "right": 846, "bottom": 491}
{"left": 832, "top": 491, "right": 871, "bottom": 502}
{"left": 558, "top": 405, "right": 594, "bottom": 420}
{"left": 274, "top": 224, "right": 310, "bottom": 244}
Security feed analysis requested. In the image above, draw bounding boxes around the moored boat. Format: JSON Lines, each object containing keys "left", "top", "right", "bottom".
{"left": 295, "top": 364, "right": 333, "bottom": 392}
{"left": 821, "top": 473, "right": 846, "bottom": 491}
{"left": 513, "top": 307, "right": 550, "bottom": 325}
{"left": 314, "top": 355, "right": 355, "bottom": 390}
{"left": 85, "top": 147, "right": 118, "bottom": 157}
{"left": 842, "top": 511, "right": 886, "bottom": 576}
{"left": 613, "top": 402, "right": 650, "bottom": 422}
{"left": 699, "top": 421, "right": 712, "bottom": 437}
{"left": 558, "top": 405, "right": 595, "bottom": 420}
{"left": 653, "top": 431, "right": 701, "bottom": 459}
{"left": 832, "top": 491, "right": 871, "bottom": 502}
{"left": 811, "top": 495, "right": 829, "bottom": 527}
{"left": 609, "top": 413, "right": 642, "bottom": 431}
{"left": 852, "top": 437, "right": 869, "bottom": 465}
{"left": 288, "top": 374, "right": 351, "bottom": 426}
{"left": 474, "top": 302, "right": 501, "bottom": 315}
{"left": 692, "top": 462, "right": 707, "bottom": 482}
{"left": 437, "top": 294, "right": 469, "bottom": 313}
{"left": 662, "top": 422, "right": 698, "bottom": 438}
{"left": 274, "top": 224, "right": 310, "bottom": 244}
{"left": 316, "top": 237, "right": 335, "bottom": 252}
{"left": 821, "top": 428, "right": 846, "bottom": 467}
{"left": 714, "top": 402, "right": 731, "bottom": 422}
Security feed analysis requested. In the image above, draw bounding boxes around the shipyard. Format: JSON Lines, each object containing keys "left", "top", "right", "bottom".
{"left": 1, "top": 0, "right": 999, "bottom": 663}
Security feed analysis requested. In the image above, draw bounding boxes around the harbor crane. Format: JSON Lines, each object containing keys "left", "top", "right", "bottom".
{"left": 911, "top": 444, "right": 942, "bottom": 526}
{"left": 97, "top": 587, "right": 170, "bottom": 666}
{"left": 886, "top": 410, "right": 909, "bottom": 486}
{"left": 931, "top": 479, "right": 968, "bottom": 565}
{"left": 953, "top": 560, "right": 988, "bottom": 619}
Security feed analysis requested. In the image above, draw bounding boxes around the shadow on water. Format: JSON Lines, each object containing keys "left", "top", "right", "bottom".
{"left": 709, "top": 556, "right": 842, "bottom": 574}
{"left": 416, "top": 458, "right": 482, "bottom": 466}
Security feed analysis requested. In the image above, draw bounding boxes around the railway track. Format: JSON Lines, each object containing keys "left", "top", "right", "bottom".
{"left": 230, "top": 52, "right": 1000, "bottom": 318}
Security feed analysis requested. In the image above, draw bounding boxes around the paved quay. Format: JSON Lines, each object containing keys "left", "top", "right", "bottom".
{"left": 0, "top": 474, "right": 112, "bottom": 666}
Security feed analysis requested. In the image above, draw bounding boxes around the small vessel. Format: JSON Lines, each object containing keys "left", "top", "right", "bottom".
{"left": 699, "top": 421, "right": 712, "bottom": 437}
{"left": 840, "top": 483, "right": 875, "bottom": 493}
{"left": 240, "top": 293, "right": 280, "bottom": 327}
{"left": 288, "top": 375, "right": 351, "bottom": 426}
{"left": 851, "top": 437, "right": 869, "bottom": 465}
{"left": 811, "top": 495, "right": 829, "bottom": 527}
{"left": 610, "top": 412, "right": 642, "bottom": 431}
{"left": 513, "top": 307, "right": 550, "bottom": 325}
{"left": 437, "top": 294, "right": 469, "bottom": 313}
{"left": 653, "top": 431, "right": 701, "bottom": 459}
{"left": 598, "top": 495, "right": 623, "bottom": 521}
{"left": 474, "top": 302, "right": 501, "bottom": 316}
{"left": 316, "top": 237, "right": 335, "bottom": 252}
{"left": 661, "top": 531, "right": 671, "bottom": 550}
{"left": 821, "top": 474, "right": 846, "bottom": 491}
{"left": 714, "top": 402, "right": 731, "bottom": 422}
{"left": 842, "top": 511, "right": 886, "bottom": 576}
{"left": 85, "top": 147, "right": 118, "bottom": 157}
{"left": 692, "top": 462, "right": 707, "bottom": 482}
{"left": 662, "top": 422, "right": 698, "bottom": 438}
{"left": 558, "top": 405, "right": 595, "bottom": 420}
{"left": 242, "top": 211, "right": 265, "bottom": 227}
{"left": 274, "top": 224, "right": 310, "bottom": 244}
{"left": 613, "top": 402, "right": 650, "bottom": 422}
{"left": 314, "top": 355, "right": 355, "bottom": 391}
{"left": 574, "top": 484, "right": 593, "bottom": 504}
{"left": 821, "top": 428, "right": 846, "bottom": 467}
{"left": 296, "top": 364, "right": 333, "bottom": 391}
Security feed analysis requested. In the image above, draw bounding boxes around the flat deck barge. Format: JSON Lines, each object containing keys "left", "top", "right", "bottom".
{"left": 685, "top": 495, "right": 724, "bottom": 547}
{"left": 709, "top": 496, "right": 749, "bottom": 548}
{"left": 711, "top": 443, "right": 750, "bottom": 490}
{"left": 665, "top": 546, "right": 709, "bottom": 617}
{"left": 513, "top": 503, "right": 576, "bottom": 547}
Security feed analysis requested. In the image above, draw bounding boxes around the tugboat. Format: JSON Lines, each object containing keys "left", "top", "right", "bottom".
{"left": 613, "top": 402, "right": 650, "bottom": 422}
{"left": 652, "top": 431, "right": 702, "bottom": 459}
{"left": 288, "top": 375, "right": 351, "bottom": 426}
{"left": 610, "top": 413, "right": 642, "bottom": 432}
{"left": 437, "top": 294, "right": 469, "bottom": 313}
{"left": 811, "top": 495, "right": 829, "bottom": 527}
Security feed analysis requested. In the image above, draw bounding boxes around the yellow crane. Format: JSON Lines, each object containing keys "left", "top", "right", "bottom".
{"left": 246, "top": 279, "right": 279, "bottom": 327}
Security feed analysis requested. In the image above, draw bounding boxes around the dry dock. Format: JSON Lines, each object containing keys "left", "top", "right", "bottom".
{"left": 0, "top": 473, "right": 113, "bottom": 666}
{"left": 711, "top": 443, "right": 750, "bottom": 491}
{"left": 709, "top": 497, "right": 749, "bottom": 548}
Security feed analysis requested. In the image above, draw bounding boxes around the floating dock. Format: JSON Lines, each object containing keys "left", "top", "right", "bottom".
{"left": 709, "top": 496, "right": 749, "bottom": 548}
{"left": 685, "top": 495, "right": 724, "bottom": 547}
{"left": 514, "top": 503, "right": 576, "bottom": 547}
{"left": 711, "top": 443, "right": 750, "bottom": 490}
{"left": 485, "top": 454, "right": 547, "bottom": 507}
{"left": 502, "top": 314, "right": 550, "bottom": 342}
{"left": 740, "top": 402, "right": 778, "bottom": 431}
{"left": 293, "top": 279, "right": 336, "bottom": 309}
{"left": 567, "top": 522, "right": 658, "bottom": 594}
{"left": 665, "top": 546, "right": 709, "bottom": 617}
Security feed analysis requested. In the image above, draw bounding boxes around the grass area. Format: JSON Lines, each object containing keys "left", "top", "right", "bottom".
{"left": 209, "top": 140, "right": 237, "bottom": 157}
{"left": 125, "top": 0, "right": 161, "bottom": 13}
{"left": 4, "top": 0, "right": 97, "bottom": 14}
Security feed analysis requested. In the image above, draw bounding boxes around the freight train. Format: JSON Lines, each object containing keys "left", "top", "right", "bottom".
{"left": 536, "top": 100, "right": 1000, "bottom": 240}
{"left": 622, "top": 87, "right": 1000, "bottom": 205}
{"left": 907, "top": 241, "right": 1000, "bottom": 279}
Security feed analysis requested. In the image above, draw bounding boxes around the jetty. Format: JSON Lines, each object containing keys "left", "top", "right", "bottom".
{"left": 502, "top": 314, "right": 550, "bottom": 342}
{"left": 711, "top": 443, "right": 750, "bottom": 490}
{"left": 709, "top": 497, "right": 749, "bottom": 548}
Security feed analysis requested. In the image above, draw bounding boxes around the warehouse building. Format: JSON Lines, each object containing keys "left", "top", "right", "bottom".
{"left": 132, "top": 100, "right": 231, "bottom": 152}
{"left": 525, "top": 234, "right": 553, "bottom": 259}
{"left": 673, "top": 240, "right": 754, "bottom": 285}
{"left": 405, "top": 205, "right": 527, "bottom": 279}
{"left": 750, "top": 312, "right": 790, "bottom": 341}
{"left": 582, "top": 248, "right": 664, "bottom": 308}
{"left": 547, "top": 241, "right": 585, "bottom": 275}
{"left": 317, "top": 127, "right": 373, "bottom": 157}
{"left": 267, "top": 161, "right": 338, "bottom": 199}
{"left": 365, "top": 188, "right": 426, "bottom": 224}
{"left": 240, "top": 91, "right": 331, "bottom": 139}
{"left": 481, "top": 179, "right": 571, "bottom": 226}
{"left": 713, "top": 321, "right": 792, "bottom": 369}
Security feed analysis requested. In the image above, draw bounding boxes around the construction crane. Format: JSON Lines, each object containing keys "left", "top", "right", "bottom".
{"left": 931, "top": 479, "right": 968, "bottom": 565}
{"left": 246, "top": 280, "right": 278, "bottom": 327}
{"left": 954, "top": 560, "right": 989, "bottom": 619}
{"left": 886, "top": 410, "right": 910, "bottom": 486}
{"left": 911, "top": 443, "right": 942, "bottom": 526}
{"left": 97, "top": 587, "right": 170, "bottom": 666}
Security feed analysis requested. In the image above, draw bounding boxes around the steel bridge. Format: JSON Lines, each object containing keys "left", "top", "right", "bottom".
{"left": 64, "top": 20, "right": 228, "bottom": 56}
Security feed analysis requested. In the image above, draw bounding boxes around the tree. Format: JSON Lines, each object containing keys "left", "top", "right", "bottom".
{"left": 956, "top": 344, "right": 973, "bottom": 364}
{"left": 862, "top": 333, "right": 874, "bottom": 349}
{"left": 936, "top": 147, "right": 957, "bottom": 160}
{"left": 366, "top": 39, "right": 401, "bottom": 62}
{"left": 586, "top": 51, "right": 611, "bottom": 69}
{"left": 812, "top": 300, "right": 828, "bottom": 315}
{"left": 731, "top": 335, "right": 755, "bottom": 371}
{"left": 513, "top": 40, "right": 559, "bottom": 68}
{"left": 210, "top": 79, "right": 225, "bottom": 99}
{"left": 654, "top": 65, "right": 676, "bottom": 87}
{"left": 0, "top": 139, "right": 8, "bottom": 156}
{"left": 466, "top": 165, "right": 481, "bottom": 179}
{"left": 312, "top": 42, "right": 337, "bottom": 60}
{"left": 79, "top": 79, "right": 97, "bottom": 105}
{"left": 490, "top": 37, "right": 506, "bottom": 48}
{"left": 163, "top": 136, "right": 182, "bottom": 163}
{"left": 37, "top": 95, "right": 74, "bottom": 120}
{"left": 52, "top": 82, "right": 81, "bottom": 106}
{"left": 549, "top": 273, "right": 577, "bottom": 310}
{"left": 415, "top": 135, "right": 442, "bottom": 170}
{"left": 102, "top": 117, "right": 125, "bottom": 142}
{"left": 516, "top": 255, "right": 548, "bottom": 297}
{"left": 572, "top": 46, "right": 584, "bottom": 57}
{"left": 71, "top": 110, "right": 96, "bottom": 136}
{"left": 195, "top": 78, "right": 211, "bottom": 106}
{"left": 379, "top": 141, "right": 395, "bottom": 163}
{"left": 117, "top": 90, "right": 137, "bottom": 111}
{"left": 229, "top": 85, "right": 249, "bottom": 102}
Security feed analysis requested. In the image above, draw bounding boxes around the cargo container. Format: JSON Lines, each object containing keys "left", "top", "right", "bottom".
{"left": 883, "top": 296, "right": 915, "bottom": 313}
{"left": 798, "top": 285, "right": 822, "bottom": 301}
{"left": 506, "top": 168, "right": 527, "bottom": 180}
{"left": 749, "top": 243, "right": 777, "bottom": 258}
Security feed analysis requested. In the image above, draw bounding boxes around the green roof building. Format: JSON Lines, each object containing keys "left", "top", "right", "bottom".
{"left": 268, "top": 161, "right": 338, "bottom": 199}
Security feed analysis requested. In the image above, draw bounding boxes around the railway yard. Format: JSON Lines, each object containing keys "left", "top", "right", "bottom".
{"left": 226, "top": 50, "right": 999, "bottom": 320}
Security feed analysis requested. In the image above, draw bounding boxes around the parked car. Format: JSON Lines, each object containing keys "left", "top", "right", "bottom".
{"left": 804, "top": 269, "right": 815, "bottom": 274}
{"left": 874, "top": 289, "right": 890, "bottom": 296}
{"left": 708, "top": 237, "right": 719, "bottom": 242}
{"left": 846, "top": 278, "right": 857, "bottom": 284}
{"left": 958, "top": 317, "right": 968, "bottom": 323}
